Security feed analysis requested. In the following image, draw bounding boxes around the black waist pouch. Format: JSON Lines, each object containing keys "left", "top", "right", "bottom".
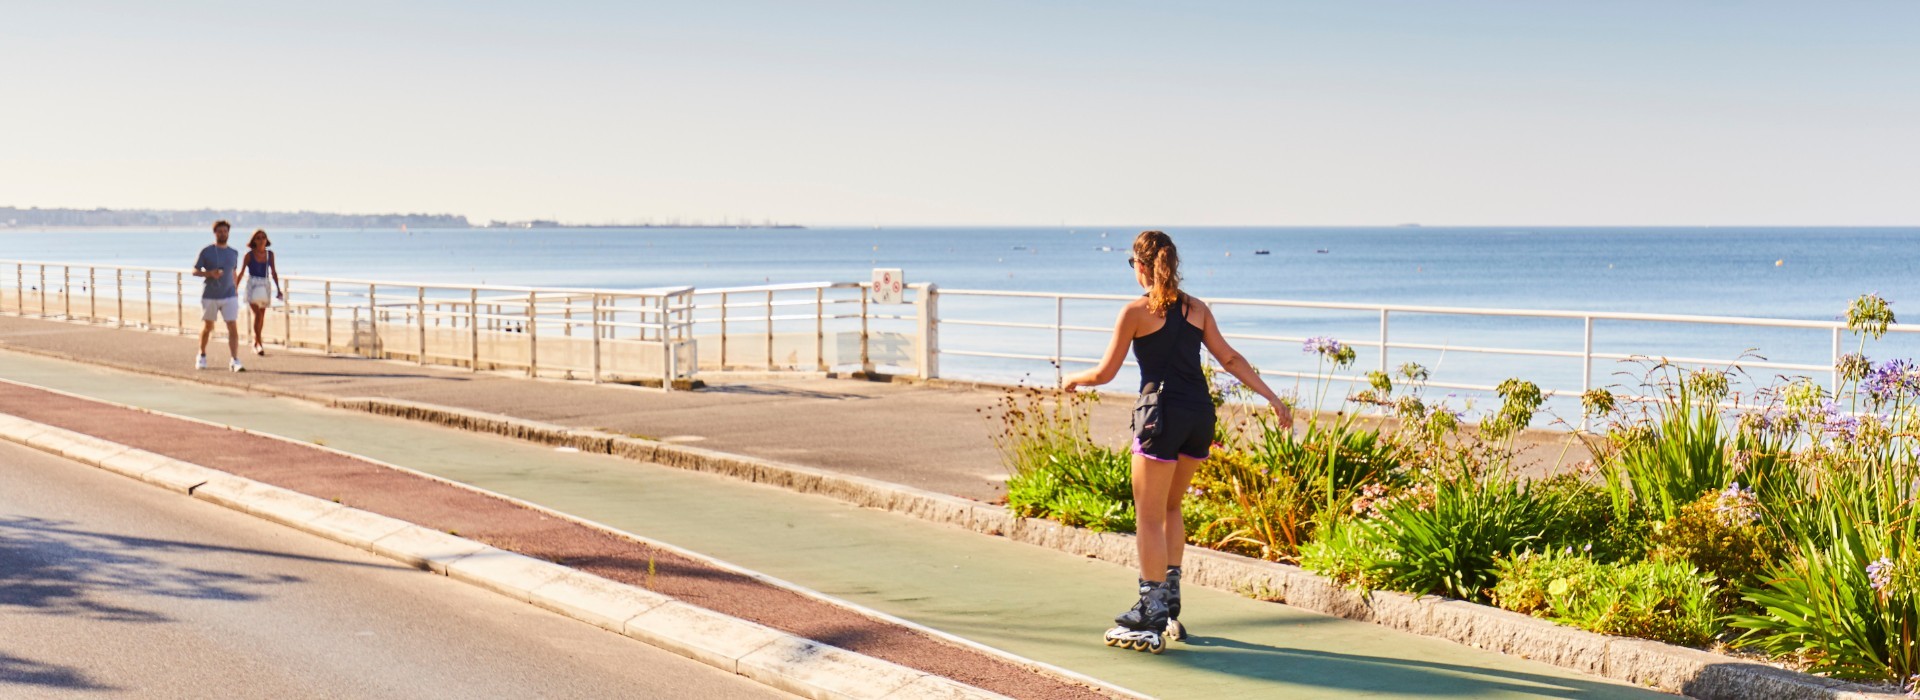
{"left": 1133, "top": 382, "right": 1165, "bottom": 439}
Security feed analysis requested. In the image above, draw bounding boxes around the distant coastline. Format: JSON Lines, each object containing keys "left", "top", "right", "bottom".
{"left": 0, "top": 206, "right": 803, "bottom": 230}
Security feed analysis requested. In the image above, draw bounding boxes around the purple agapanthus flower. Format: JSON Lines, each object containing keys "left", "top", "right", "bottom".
{"left": 1212, "top": 373, "right": 1243, "bottom": 393}
{"left": 1302, "top": 336, "right": 1345, "bottom": 356}
{"left": 1864, "top": 359, "right": 1920, "bottom": 404}
{"left": 1868, "top": 557, "right": 1895, "bottom": 593}
{"left": 1714, "top": 482, "right": 1761, "bottom": 526}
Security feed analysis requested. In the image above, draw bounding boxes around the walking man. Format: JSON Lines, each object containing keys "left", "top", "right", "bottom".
{"left": 194, "top": 220, "right": 244, "bottom": 372}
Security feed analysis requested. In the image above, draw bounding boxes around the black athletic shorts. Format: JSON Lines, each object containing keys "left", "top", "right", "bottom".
{"left": 1131, "top": 404, "right": 1215, "bottom": 463}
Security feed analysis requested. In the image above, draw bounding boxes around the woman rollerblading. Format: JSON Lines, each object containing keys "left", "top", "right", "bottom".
{"left": 1065, "top": 231, "right": 1290, "bottom": 653}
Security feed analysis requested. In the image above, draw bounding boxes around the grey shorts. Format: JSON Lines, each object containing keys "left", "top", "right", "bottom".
{"left": 201, "top": 296, "right": 240, "bottom": 322}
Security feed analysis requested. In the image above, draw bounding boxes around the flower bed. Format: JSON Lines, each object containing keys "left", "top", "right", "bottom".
{"left": 988, "top": 294, "right": 1920, "bottom": 692}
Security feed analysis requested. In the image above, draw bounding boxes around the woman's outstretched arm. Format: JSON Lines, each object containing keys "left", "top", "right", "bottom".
{"left": 1062, "top": 304, "right": 1137, "bottom": 392}
{"left": 1195, "top": 300, "right": 1293, "bottom": 424}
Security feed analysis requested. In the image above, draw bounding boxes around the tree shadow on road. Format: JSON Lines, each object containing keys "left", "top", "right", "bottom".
{"left": 0, "top": 651, "right": 116, "bottom": 692}
{"left": 0, "top": 514, "right": 379, "bottom": 623}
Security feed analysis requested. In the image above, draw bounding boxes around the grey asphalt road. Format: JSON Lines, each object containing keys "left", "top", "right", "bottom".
{"left": 0, "top": 440, "right": 789, "bottom": 700}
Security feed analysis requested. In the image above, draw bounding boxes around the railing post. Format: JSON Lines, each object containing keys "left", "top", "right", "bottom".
{"left": 417, "top": 286, "right": 427, "bottom": 365}
{"left": 88, "top": 266, "right": 95, "bottom": 322}
{"left": 40, "top": 266, "right": 48, "bottom": 318}
{"left": 719, "top": 291, "right": 729, "bottom": 370}
{"left": 469, "top": 288, "right": 480, "bottom": 371}
{"left": 590, "top": 293, "right": 602, "bottom": 384}
{"left": 765, "top": 289, "right": 775, "bottom": 371}
{"left": 174, "top": 272, "right": 183, "bottom": 335}
{"left": 564, "top": 296, "right": 573, "bottom": 337}
{"left": 1832, "top": 326, "right": 1844, "bottom": 393}
{"left": 917, "top": 284, "right": 939, "bottom": 380}
{"left": 114, "top": 269, "right": 123, "bottom": 328}
{"left": 1054, "top": 296, "right": 1064, "bottom": 386}
{"left": 323, "top": 280, "right": 333, "bottom": 353}
{"left": 526, "top": 291, "right": 538, "bottom": 377}
{"left": 367, "top": 284, "right": 379, "bottom": 358}
{"left": 1581, "top": 315, "right": 1594, "bottom": 393}
{"left": 63, "top": 265, "right": 70, "bottom": 319}
{"left": 144, "top": 271, "right": 152, "bottom": 329}
{"left": 659, "top": 293, "right": 674, "bottom": 391}
{"left": 281, "top": 279, "right": 290, "bottom": 347}
{"left": 1378, "top": 309, "right": 1390, "bottom": 373}
{"left": 860, "top": 284, "right": 872, "bottom": 374}
{"left": 815, "top": 287, "right": 826, "bottom": 372}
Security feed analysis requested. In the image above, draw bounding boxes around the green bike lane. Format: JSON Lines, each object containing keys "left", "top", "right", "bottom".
{"left": 0, "top": 351, "right": 1666, "bottom": 699}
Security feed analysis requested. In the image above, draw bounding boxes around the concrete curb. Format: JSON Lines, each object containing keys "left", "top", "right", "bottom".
{"left": 330, "top": 397, "right": 1902, "bottom": 700}
{"left": 0, "top": 418, "right": 1014, "bottom": 700}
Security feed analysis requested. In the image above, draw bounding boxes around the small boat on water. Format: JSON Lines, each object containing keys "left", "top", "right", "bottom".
{"left": 1096, "top": 246, "right": 1113, "bottom": 252}
{"left": 1253, "top": 249, "right": 1270, "bottom": 255}
{"left": 1315, "top": 248, "right": 1330, "bottom": 254}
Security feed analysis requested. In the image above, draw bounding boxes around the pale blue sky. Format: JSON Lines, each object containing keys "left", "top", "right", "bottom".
{"left": 2, "top": 1, "right": 1915, "bottom": 225}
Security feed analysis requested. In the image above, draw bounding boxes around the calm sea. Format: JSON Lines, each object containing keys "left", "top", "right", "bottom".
{"left": 3, "top": 226, "right": 1916, "bottom": 410}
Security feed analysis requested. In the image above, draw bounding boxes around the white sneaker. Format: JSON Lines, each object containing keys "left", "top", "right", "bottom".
{"left": 229, "top": 358, "right": 245, "bottom": 373}
{"left": 253, "top": 342, "right": 265, "bottom": 356}
{"left": 195, "top": 354, "right": 207, "bottom": 371}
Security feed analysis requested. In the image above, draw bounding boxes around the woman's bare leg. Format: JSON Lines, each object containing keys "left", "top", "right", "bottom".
{"left": 250, "top": 304, "right": 266, "bottom": 345}
{"left": 1131, "top": 453, "right": 1176, "bottom": 581}
{"left": 1163, "top": 455, "right": 1204, "bottom": 567}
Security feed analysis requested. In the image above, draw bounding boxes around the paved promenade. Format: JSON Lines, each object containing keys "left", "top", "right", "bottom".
{"left": 0, "top": 333, "right": 1663, "bottom": 698}
{"left": 0, "top": 315, "right": 1587, "bottom": 504}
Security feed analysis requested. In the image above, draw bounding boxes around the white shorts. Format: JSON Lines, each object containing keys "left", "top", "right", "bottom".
{"left": 247, "top": 278, "right": 274, "bottom": 307}
{"left": 202, "top": 296, "right": 240, "bottom": 322}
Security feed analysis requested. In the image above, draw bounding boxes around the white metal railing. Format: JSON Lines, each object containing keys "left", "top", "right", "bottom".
{"left": 684, "top": 281, "right": 934, "bottom": 376}
{"left": 9, "top": 256, "right": 1906, "bottom": 407}
{"left": 1, "top": 260, "right": 698, "bottom": 389}
{"left": 935, "top": 288, "right": 1918, "bottom": 403}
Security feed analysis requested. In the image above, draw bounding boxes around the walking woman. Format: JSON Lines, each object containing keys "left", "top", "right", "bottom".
{"left": 237, "top": 229, "right": 282, "bottom": 356}
{"left": 1063, "top": 230, "right": 1292, "bottom": 652}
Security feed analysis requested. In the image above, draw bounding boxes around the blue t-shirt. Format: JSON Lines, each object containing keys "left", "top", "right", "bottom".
{"left": 195, "top": 245, "right": 240, "bottom": 300}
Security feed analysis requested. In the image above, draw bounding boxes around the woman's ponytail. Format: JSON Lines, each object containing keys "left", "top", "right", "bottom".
{"left": 1133, "top": 230, "right": 1182, "bottom": 315}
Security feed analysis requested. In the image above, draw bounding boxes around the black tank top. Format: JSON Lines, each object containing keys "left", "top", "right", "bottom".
{"left": 1133, "top": 295, "right": 1212, "bottom": 411}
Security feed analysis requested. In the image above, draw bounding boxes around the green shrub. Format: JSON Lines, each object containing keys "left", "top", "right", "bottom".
{"left": 1492, "top": 551, "right": 1720, "bottom": 647}
{"left": 1004, "top": 447, "right": 1136, "bottom": 532}
{"left": 1191, "top": 417, "right": 1402, "bottom": 562}
{"left": 991, "top": 387, "right": 1136, "bottom": 533}
{"left": 1648, "top": 487, "right": 1777, "bottom": 609}
{"left": 1305, "top": 472, "right": 1556, "bottom": 602}
{"left": 1532, "top": 473, "right": 1648, "bottom": 563}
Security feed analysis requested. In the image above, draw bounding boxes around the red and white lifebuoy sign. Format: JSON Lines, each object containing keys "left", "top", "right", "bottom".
{"left": 872, "top": 268, "right": 905, "bottom": 304}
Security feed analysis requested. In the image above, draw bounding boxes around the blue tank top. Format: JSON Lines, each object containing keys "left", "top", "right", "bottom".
{"left": 246, "top": 251, "right": 272, "bottom": 277}
{"left": 1132, "top": 295, "right": 1212, "bottom": 411}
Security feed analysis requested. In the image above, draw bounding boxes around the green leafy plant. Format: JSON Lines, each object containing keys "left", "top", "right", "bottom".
{"left": 1493, "top": 550, "right": 1720, "bottom": 647}
{"left": 1648, "top": 487, "right": 1777, "bottom": 610}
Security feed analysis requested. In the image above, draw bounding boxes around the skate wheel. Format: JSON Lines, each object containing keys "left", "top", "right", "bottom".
{"left": 1131, "top": 639, "right": 1148, "bottom": 651}
{"left": 1103, "top": 637, "right": 1118, "bottom": 646}
{"left": 1148, "top": 638, "right": 1165, "bottom": 654}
